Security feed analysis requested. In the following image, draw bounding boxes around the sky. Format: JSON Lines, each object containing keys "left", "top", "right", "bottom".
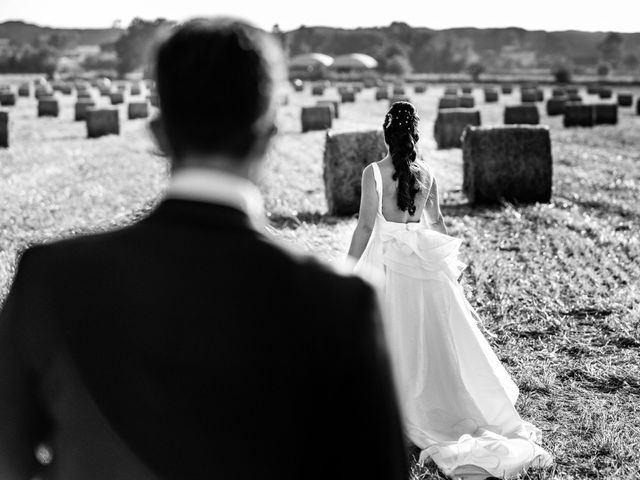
{"left": 1, "top": 0, "right": 639, "bottom": 33}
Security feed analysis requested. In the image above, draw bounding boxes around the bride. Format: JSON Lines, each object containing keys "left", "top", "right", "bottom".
{"left": 348, "top": 101, "right": 553, "bottom": 479}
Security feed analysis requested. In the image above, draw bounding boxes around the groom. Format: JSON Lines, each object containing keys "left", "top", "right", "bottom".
{"left": 0, "top": 17, "right": 408, "bottom": 480}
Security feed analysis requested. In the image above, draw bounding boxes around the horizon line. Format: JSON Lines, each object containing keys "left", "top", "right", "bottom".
{"left": 1, "top": 18, "right": 639, "bottom": 35}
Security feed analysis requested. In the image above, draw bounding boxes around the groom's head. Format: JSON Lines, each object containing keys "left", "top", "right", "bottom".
{"left": 153, "top": 18, "right": 283, "bottom": 165}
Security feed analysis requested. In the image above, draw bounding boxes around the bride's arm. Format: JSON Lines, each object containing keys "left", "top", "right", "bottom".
{"left": 347, "top": 165, "right": 378, "bottom": 261}
{"left": 424, "top": 176, "right": 448, "bottom": 235}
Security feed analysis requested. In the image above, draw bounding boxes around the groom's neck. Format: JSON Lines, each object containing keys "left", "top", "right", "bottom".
{"left": 172, "top": 155, "right": 262, "bottom": 184}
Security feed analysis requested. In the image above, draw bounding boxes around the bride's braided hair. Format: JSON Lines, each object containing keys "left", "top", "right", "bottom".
{"left": 383, "top": 101, "right": 424, "bottom": 216}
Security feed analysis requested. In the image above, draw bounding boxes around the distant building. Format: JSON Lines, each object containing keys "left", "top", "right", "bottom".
{"left": 288, "top": 52, "right": 334, "bottom": 80}
{"left": 330, "top": 53, "right": 378, "bottom": 74}
{"left": 329, "top": 53, "right": 378, "bottom": 80}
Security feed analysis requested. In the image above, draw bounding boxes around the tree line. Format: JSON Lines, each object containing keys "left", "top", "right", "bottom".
{"left": 1, "top": 19, "right": 637, "bottom": 79}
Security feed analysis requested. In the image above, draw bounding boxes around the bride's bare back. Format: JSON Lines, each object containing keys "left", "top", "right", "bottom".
{"left": 348, "top": 101, "right": 448, "bottom": 260}
{"left": 376, "top": 156, "right": 432, "bottom": 224}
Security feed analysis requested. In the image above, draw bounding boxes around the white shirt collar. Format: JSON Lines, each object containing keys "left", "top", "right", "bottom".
{"left": 165, "top": 167, "right": 265, "bottom": 228}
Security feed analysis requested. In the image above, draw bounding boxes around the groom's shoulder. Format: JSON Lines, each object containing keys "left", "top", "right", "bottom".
{"left": 15, "top": 222, "right": 142, "bottom": 270}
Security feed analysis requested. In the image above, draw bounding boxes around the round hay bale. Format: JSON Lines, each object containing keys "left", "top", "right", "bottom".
{"left": 587, "top": 85, "right": 601, "bottom": 95}
{"left": 501, "top": 85, "right": 513, "bottom": 94}
{"left": 375, "top": 87, "right": 389, "bottom": 100}
{"left": 301, "top": 106, "right": 332, "bottom": 133}
{"left": 38, "top": 98, "right": 59, "bottom": 117}
{"left": 311, "top": 85, "right": 325, "bottom": 96}
{"left": 388, "top": 95, "right": 410, "bottom": 107}
{"left": 617, "top": 93, "right": 633, "bottom": 107}
{"left": 546, "top": 97, "right": 567, "bottom": 116}
{"left": 598, "top": 88, "right": 613, "bottom": 99}
{"left": 0, "top": 92, "right": 16, "bottom": 106}
{"left": 434, "top": 108, "right": 481, "bottom": 149}
{"left": 483, "top": 88, "right": 499, "bottom": 103}
{"left": 363, "top": 78, "right": 377, "bottom": 88}
{"left": 568, "top": 93, "right": 582, "bottom": 102}
{"left": 316, "top": 100, "right": 339, "bottom": 118}
{"left": 414, "top": 84, "right": 427, "bottom": 94}
{"left": 444, "top": 86, "right": 458, "bottom": 96}
{"left": 35, "top": 86, "right": 53, "bottom": 99}
{"left": 438, "top": 95, "right": 460, "bottom": 109}
{"left": 109, "top": 92, "right": 124, "bottom": 105}
{"left": 459, "top": 95, "right": 475, "bottom": 108}
{"left": 18, "top": 83, "right": 30, "bottom": 97}
{"left": 594, "top": 103, "right": 618, "bottom": 125}
{"left": 462, "top": 125, "right": 552, "bottom": 204}
{"left": 504, "top": 105, "right": 540, "bottom": 125}
{"left": 563, "top": 103, "right": 595, "bottom": 127}
{"left": 522, "top": 87, "right": 543, "bottom": 102}
{"left": 340, "top": 91, "right": 356, "bottom": 103}
{"left": 127, "top": 101, "right": 150, "bottom": 119}
{"left": 86, "top": 108, "right": 120, "bottom": 138}
{"left": 520, "top": 89, "right": 537, "bottom": 103}
{"left": 148, "top": 93, "right": 159, "bottom": 107}
{"left": 130, "top": 82, "right": 142, "bottom": 96}
{"left": 323, "top": 129, "right": 387, "bottom": 216}
{"left": 0, "top": 109, "right": 8, "bottom": 148}
{"left": 74, "top": 99, "right": 96, "bottom": 121}
{"left": 393, "top": 85, "right": 406, "bottom": 95}
{"left": 461, "top": 86, "right": 473, "bottom": 94}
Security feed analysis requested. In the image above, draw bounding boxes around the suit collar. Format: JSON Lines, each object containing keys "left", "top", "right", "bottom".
{"left": 146, "top": 199, "right": 256, "bottom": 232}
{"left": 165, "top": 167, "right": 265, "bottom": 229}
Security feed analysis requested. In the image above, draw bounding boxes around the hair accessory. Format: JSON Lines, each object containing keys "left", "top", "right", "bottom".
{"left": 385, "top": 105, "right": 417, "bottom": 131}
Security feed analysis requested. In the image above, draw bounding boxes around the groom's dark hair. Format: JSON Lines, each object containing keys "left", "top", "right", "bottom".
{"left": 154, "top": 17, "right": 282, "bottom": 161}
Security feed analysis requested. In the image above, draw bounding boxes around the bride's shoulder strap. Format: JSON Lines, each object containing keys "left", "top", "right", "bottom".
{"left": 418, "top": 160, "right": 435, "bottom": 198}
{"left": 370, "top": 162, "right": 383, "bottom": 211}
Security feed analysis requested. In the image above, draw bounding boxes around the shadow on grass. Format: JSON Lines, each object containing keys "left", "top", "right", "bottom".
{"left": 441, "top": 201, "right": 507, "bottom": 218}
{"left": 559, "top": 368, "right": 640, "bottom": 395}
{"left": 267, "top": 211, "right": 349, "bottom": 229}
{"left": 268, "top": 203, "right": 518, "bottom": 228}
{"left": 440, "top": 189, "right": 544, "bottom": 218}
{"left": 554, "top": 194, "right": 640, "bottom": 222}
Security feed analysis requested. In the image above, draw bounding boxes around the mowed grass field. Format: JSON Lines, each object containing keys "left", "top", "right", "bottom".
{"left": 0, "top": 76, "right": 639, "bottom": 479}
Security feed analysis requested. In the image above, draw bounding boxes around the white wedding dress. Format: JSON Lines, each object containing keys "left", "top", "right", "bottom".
{"left": 354, "top": 163, "right": 552, "bottom": 479}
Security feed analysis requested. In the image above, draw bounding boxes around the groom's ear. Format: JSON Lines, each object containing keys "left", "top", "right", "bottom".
{"left": 149, "top": 115, "right": 173, "bottom": 159}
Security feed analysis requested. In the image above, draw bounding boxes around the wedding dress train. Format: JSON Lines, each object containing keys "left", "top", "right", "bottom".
{"left": 355, "top": 163, "right": 552, "bottom": 479}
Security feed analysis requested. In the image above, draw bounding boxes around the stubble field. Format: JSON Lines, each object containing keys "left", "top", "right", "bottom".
{"left": 0, "top": 76, "right": 639, "bottom": 479}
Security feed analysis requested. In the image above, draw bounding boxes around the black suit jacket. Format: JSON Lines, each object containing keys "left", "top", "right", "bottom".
{"left": 0, "top": 199, "right": 408, "bottom": 480}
